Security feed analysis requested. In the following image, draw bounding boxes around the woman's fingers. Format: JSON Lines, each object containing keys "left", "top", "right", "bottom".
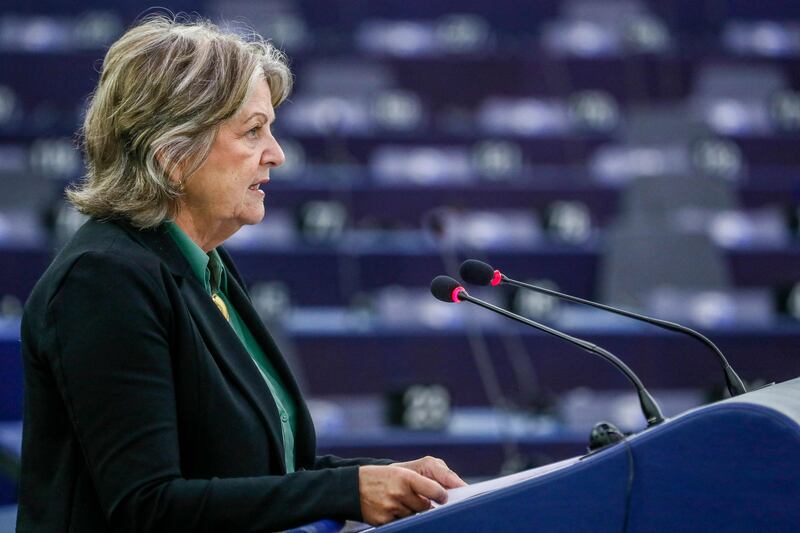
{"left": 358, "top": 465, "right": 446, "bottom": 526}
{"left": 393, "top": 456, "right": 468, "bottom": 489}
{"left": 405, "top": 469, "right": 448, "bottom": 505}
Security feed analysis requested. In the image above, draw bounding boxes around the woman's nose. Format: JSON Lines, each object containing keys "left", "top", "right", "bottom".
{"left": 262, "top": 136, "right": 285, "bottom": 167}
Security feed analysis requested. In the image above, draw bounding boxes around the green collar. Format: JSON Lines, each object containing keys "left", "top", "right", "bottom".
{"left": 164, "top": 220, "right": 227, "bottom": 294}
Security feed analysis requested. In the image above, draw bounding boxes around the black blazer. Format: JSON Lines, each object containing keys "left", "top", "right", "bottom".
{"left": 17, "top": 218, "right": 390, "bottom": 532}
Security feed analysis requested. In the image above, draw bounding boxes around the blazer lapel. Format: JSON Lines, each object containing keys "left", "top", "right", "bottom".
{"left": 117, "top": 220, "right": 288, "bottom": 470}
{"left": 223, "top": 269, "right": 317, "bottom": 467}
{"left": 179, "top": 279, "right": 286, "bottom": 467}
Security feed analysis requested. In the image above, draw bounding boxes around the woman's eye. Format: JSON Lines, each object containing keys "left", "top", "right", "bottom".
{"left": 247, "top": 125, "right": 261, "bottom": 137}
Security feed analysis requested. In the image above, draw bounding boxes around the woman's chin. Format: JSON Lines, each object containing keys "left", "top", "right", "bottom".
{"left": 238, "top": 206, "right": 266, "bottom": 227}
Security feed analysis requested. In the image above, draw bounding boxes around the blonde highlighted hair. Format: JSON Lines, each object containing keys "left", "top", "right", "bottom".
{"left": 68, "top": 14, "right": 292, "bottom": 228}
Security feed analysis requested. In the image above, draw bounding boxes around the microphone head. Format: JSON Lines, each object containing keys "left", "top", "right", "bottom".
{"left": 459, "top": 259, "right": 502, "bottom": 286}
{"left": 430, "top": 275, "right": 466, "bottom": 303}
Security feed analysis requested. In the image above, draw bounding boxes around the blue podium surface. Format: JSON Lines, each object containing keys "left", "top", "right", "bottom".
{"left": 334, "top": 377, "right": 800, "bottom": 532}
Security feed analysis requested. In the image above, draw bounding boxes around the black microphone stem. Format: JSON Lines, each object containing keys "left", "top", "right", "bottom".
{"left": 460, "top": 293, "right": 665, "bottom": 427}
{"left": 502, "top": 277, "right": 747, "bottom": 397}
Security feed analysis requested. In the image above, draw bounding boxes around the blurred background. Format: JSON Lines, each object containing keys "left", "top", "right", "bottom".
{"left": 2, "top": 0, "right": 800, "bottom": 522}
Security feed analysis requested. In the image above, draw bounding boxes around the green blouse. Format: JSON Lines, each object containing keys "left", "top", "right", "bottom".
{"left": 165, "top": 221, "right": 296, "bottom": 473}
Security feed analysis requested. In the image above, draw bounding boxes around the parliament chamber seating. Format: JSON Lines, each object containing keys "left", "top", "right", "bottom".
{"left": 1, "top": 2, "right": 800, "bottom": 527}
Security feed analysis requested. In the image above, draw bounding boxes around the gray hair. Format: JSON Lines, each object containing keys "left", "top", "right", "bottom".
{"left": 67, "top": 14, "right": 292, "bottom": 229}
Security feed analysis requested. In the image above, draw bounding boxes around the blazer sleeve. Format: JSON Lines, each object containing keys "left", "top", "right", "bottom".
{"left": 46, "top": 251, "right": 365, "bottom": 532}
{"left": 314, "top": 455, "right": 395, "bottom": 469}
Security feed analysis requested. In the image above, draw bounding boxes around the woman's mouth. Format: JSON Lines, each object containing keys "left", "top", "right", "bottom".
{"left": 248, "top": 182, "right": 266, "bottom": 197}
{"left": 249, "top": 177, "right": 269, "bottom": 192}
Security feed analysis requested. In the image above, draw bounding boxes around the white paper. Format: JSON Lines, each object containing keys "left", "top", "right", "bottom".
{"left": 434, "top": 456, "right": 580, "bottom": 508}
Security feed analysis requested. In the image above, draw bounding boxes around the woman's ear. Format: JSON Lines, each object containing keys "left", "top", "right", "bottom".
{"left": 155, "top": 149, "right": 184, "bottom": 188}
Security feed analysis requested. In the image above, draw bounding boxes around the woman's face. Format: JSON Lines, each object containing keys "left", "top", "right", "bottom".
{"left": 178, "top": 78, "right": 284, "bottom": 242}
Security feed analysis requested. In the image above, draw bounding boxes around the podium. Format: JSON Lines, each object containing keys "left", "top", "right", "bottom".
{"left": 337, "top": 377, "right": 800, "bottom": 532}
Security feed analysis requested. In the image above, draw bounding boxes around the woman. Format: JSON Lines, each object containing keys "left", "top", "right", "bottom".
{"left": 17, "top": 15, "right": 464, "bottom": 532}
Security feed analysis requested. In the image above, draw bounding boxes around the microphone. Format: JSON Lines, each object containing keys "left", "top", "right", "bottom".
{"left": 459, "top": 259, "right": 747, "bottom": 397}
{"left": 430, "top": 275, "right": 665, "bottom": 427}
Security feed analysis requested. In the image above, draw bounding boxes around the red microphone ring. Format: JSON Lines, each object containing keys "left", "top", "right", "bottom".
{"left": 451, "top": 286, "right": 466, "bottom": 303}
{"left": 491, "top": 270, "right": 502, "bottom": 286}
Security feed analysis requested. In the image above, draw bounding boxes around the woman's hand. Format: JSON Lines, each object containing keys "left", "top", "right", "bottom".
{"left": 392, "top": 455, "right": 467, "bottom": 490}
{"left": 358, "top": 465, "right": 448, "bottom": 526}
